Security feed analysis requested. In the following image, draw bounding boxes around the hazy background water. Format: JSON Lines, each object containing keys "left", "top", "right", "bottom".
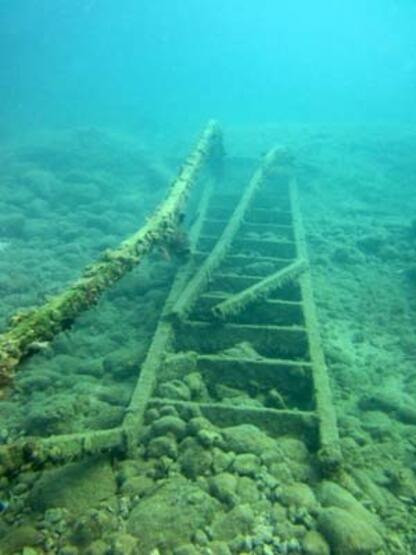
{"left": 1, "top": 0, "right": 416, "bottom": 137}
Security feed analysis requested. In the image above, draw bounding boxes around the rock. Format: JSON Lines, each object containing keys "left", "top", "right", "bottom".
{"left": 44, "top": 507, "right": 66, "bottom": 524}
{"left": 318, "top": 507, "right": 384, "bottom": 554}
{"left": 236, "top": 476, "right": 261, "bottom": 504}
{"left": 280, "top": 482, "right": 318, "bottom": 511}
{"left": 120, "top": 475, "right": 155, "bottom": 498}
{"left": 270, "top": 502, "right": 287, "bottom": 525}
{"left": 212, "top": 503, "right": 255, "bottom": 541}
{"left": 23, "top": 395, "right": 75, "bottom": 436}
{"left": 173, "top": 544, "right": 199, "bottom": 555}
{"left": 228, "top": 535, "right": 246, "bottom": 553}
{"left": 179, "top": 443, "right": 213, "bottom": 478}
{"left": 260, "top": 472, "right": 278, "bottom": 491}
{"left": 71, "top": 509, "right": 117, "bottom": 546}
{"left": 158, "top": 379, "right": 191, "bottom": 401}
{"left": 350, "top": 468, "right": 387, "bottom": 510}
{"left": 159, "top": 404, "right": 179, "bottom": 417}
{"left": 210, "top": 541, "right": 232, "bottom": 555}
{"left": 332, "top": 246, "right": 363, "bottom": 265}
{"left": 360, "top": 410, "right": 394, "bottom": 441}
{"left": 102, "top": 349, "right": 141, "bottom": 380}
{"left": 29, "top": 457, "right": 116, "bottom": 515}
{"left": 222, "top": 424, "right": 276, "bottom": 456}
{"left": 209, "top": 473, "right": 238, "bottom": 505}
{"left": 278, "top": 437, "right": 310, "bottom": 463}
{"left": 317, "top": 480, "right": 381, "bottom": 530}
{"left": 302, "top": 530, "right": 330, "bottom": 554}
{"left": 147, "top": 435, "right": 178, "bottom": 459}
{"left": 232, "top": 453, "right": 261, "bottom": 477}
{"left": 24, "top": 548, "right": 47, "bottom": 555}
{"left": 187, "top": 416, "right": 216, "bottom": 436}
{"left": 212, "top": 448, "right": 235, "bottom": 473}
{"left": 197, "top": 428, "right": 223, "bottom": 447}
{"left": 286, "top": 538, "right": 302, "bottom": 552}
{"left": 127, "top": 477, "right": 220, "bottom": 552}
{"left": 144, "top": 408, "right": 160, "bottom": 424}
{"left": 162, "top": 351, "right": 198, "bottom": 380}
{"left": 116, "top": 459, "right": 153, "bottom": 483}
{"left": 193, "top": 529, "right": 209, "bottom": 546}
{"left": 268, "top": 461, "right": 293, "bottom": 483}
{"left": 108, "top": 532, "right": 138, "bottom": 555}
{"left": 261, "top": 448, "right": 285, "bottom": 467}
{"left": 0, "top": 525, "right": 41, "bottom": 555}
{"left": 84, "top": 540, "right": 108, "bottom": 555}
{"left": 84, "top": 403, "right": 125, "bottom": 431}
{"left": 183, "top": 372, "right": 208, "bottom": 400}
{"left": 151, "top": 415, "right": 187, "bottom": 439}
{"left": 216, "top": 383, "right": 250, "bottom": 402}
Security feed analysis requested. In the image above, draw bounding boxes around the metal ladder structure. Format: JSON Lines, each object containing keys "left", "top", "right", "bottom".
{"left": 128, "top": 147, "right": 341, "bottom": 471}
{"left": 0, "top": 127, "right": 341, "bottom": 477}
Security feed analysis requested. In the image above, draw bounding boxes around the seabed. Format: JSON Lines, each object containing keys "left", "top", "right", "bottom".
{"left": 0, "top": 122, "right": 415, "bottom": 554}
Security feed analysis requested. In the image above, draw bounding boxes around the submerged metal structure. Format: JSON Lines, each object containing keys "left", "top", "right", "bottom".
{"left": 0, "top": 122, "right": 342, "bottom": 477}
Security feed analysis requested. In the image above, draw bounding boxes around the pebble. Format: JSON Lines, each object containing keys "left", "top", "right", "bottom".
{"left": 13, "top": 482, "right": 28, "bottom": 495}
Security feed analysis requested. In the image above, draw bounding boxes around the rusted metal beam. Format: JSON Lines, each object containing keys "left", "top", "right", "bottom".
{"left": 212, "top": 258, "right": 307, "bottom": 319}
{"left": 0, "top": 428, "right": 126, "bottom": 476}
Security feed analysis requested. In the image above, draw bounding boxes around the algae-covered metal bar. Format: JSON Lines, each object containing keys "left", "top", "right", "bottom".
{"left": 122, "top": 182, "right": 215, "bottom": 453}
{"left": 170, "top": 147, "right": 285, "bottom": 321}
{"left": 290, "top": 179, "right": 342, "bottom": 471}
{"left": 0, "top": 120, "right": 223, "bottom": 392}
{"left": 212, "top": 258, "right": 307, "bottom": 319}
{"left": 0, "top": 428, "right": 126, "bottom": 476}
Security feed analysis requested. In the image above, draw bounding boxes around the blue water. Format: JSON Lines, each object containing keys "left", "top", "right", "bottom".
{"left": 1, "top": 0, "right": 416, "bottom": 135}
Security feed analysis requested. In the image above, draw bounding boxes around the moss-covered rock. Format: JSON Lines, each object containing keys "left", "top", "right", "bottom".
{"left": 210, "top": 540, "right": 232, "bottom": 554}
{"left": 158, "top": 379, "right": 191, "bottom": 401}
{"left": 107, "top": 532, "right": 138, "bottom": 555}
{"left": 179, "top": 441, "right": 213, "bottom": 478}
{"left": 212, "top": 503, "right": 255, "bottom": 542}
{"left": 236, "top": 476, "right": 261, "bottom": 504}
{"left": 173, "top": 544, "right": 199, "bottom": 555}
{"left": 212, "top": 448, "right": 235, "bottom": 474}
{"left": 0, "top": 524, "right": 42, "bottom": 555}
{"left": 302, "top": 530, "right": 330, "bottom": 555}
{"left": 232, "top": 453, "right": 261, "bottom": 477}
{"left": 29, "top": 457, "right": 117, "bottom": 515}
{"left": 209, "top": 472, "right": 238, "bottom": 506}
{"left": 71, "top": 508, "right": 117, "bottom": 546}
{"left": 187, "top": 416, "right": 216, "bottom": 436}
{"left": 317, "top": 480, "right": 381, "bottom": 531}
{"left": 151, "top": 415, "right": 187, "bottom": 439}
{"left": 222, "top": 424, "right": 276, "bottom": 456}
{"left": 278, "top": 437, "right": 311, "bottom": 463}
{"left": 318, "top": 507, "right": 383, "bottom": 554}
{"left": 147, "top": 435, "right": 178, "bottom": 459}
{"left": 280, "top": 482, "right": 318, "bottom": 511}
{"left": 183, "top": 372, "right": 209, "bottom": 400}
{"left": 127, "top": 477, "right": 220, "bottom": 552}
{"left": 84, "top": 539, "right": 109, "bottom": 555}
{"left": 120, "top": 474, "right": 156, "bottom": 498}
